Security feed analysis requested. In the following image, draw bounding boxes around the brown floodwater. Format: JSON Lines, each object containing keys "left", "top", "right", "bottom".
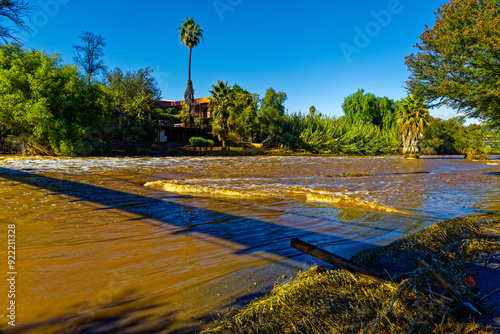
{"left": 1, "top": 155, "right": 499, "bottom": 333}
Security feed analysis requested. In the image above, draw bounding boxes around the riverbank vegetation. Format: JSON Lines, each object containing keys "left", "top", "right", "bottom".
{"left": 1, "top": 0, "right": 499, "bottom": 157}
{"left": 203, "top": 85, "right": 499, "bottom": 157}
{"left": 1, "top": 41, "right": 498, "bottom": 158}
{"left": 0, "top": 43, "right": 161, "bottom": 156}
{"left": 203, "top": 216, "right": 500, "bottom": 333}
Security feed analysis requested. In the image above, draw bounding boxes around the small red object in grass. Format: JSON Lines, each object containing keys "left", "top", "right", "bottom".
{"left": 462, "top": 274, "right": 480, "bottom": 294}
{"left": 461, "top": 274, "right": 478, "bottom": 288}
{"left": 466, "top": 274, "right": 476, "bottom": 288}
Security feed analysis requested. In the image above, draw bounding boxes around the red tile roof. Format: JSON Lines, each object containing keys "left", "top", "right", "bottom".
{"left": 160, "top": 97, "right": 210, "bottom": 108}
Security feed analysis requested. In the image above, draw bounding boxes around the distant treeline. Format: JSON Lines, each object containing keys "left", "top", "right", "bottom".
{"left": 1, "top": 44, "right": 498, "bottom": 157}
{"left": 205, "top": 83, "right": 499, "bottom": 157}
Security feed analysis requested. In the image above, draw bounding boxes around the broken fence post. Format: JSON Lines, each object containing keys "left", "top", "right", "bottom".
{"left": 291, "top": 238, "right": 387, "bottom": 283}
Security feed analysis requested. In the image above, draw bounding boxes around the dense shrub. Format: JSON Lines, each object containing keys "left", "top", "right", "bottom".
{"left": 280, "top": 113, "right": 399, "bottom": 155}
{"left": 189, "top": 136, "right": 214, "bottom": 151}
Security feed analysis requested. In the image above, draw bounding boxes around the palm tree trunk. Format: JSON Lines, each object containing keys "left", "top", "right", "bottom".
{"left": 402, "top": 133, "right": 420, "bottom": 158}
{"left": 188, "top": 47, "right": 192, "bottom": 81}
{"left": 188, "top": 47, "right": 193, "bottom": 125}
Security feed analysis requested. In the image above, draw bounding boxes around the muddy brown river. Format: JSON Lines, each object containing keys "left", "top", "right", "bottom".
{"left": 1, "top": 155, "right": 499, "bottom": 333}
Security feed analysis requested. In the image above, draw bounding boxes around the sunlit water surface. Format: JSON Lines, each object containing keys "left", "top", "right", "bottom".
{"left": 1, "top": 155, "right": 499, "bottom": 333}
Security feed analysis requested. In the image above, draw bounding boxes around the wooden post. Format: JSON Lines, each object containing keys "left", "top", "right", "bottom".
{"left": 291, "top": 238, "right": 387, "bottom": 283}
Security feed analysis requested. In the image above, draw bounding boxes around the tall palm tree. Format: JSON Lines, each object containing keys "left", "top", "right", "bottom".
{"left": 397, "top": 94, "right": 429, "bottom": 158}
{"left": 178, "top": 18, "right": 203, "bottom": 124}
{"left": 209, "top": 80, "right": 231, "bottom": 149}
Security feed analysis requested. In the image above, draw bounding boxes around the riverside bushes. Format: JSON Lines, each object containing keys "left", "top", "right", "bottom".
{"left": 0, "top": 44, "right": 103, "bottom": 156}
{"left": 189, "top": 136, "right": 214, "bottom": 151}
{"left": 280, "top": 113, "right": 400, "bottom": 155}
{"left": 0, "top": 44, "right": 162, "bottom": 156}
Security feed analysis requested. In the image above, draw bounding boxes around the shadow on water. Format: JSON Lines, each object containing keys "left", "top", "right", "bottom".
{"left": 0, "top": 166, "right": 409, "bottom": 333}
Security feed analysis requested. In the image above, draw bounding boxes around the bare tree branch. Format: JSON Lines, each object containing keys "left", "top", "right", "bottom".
{"left": 0, "top": 0, "right": 33, "bottom": 43}
{"left": 73, "top": 31, "right": 106, "bottom": 85}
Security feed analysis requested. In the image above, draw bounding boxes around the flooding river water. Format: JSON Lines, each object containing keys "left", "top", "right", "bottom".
{"left": 1, "top": 155, "right": 500, "bottom": 333}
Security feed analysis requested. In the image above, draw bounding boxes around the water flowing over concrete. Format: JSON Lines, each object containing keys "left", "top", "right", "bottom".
{"left": 1, "top": 155, "right": 499, "bottom": 333}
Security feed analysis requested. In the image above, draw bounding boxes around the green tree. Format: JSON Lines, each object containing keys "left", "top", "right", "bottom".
{"left": 227, "top": 84, "right": 259, "bottom": 142}
{"left": 257, "top": 88, "right": 287, "bottom": 144}
{"left": 483, "top": 127, "right": 500, "bottom": 154}
{"left": 0, "top": 44, "right": 102, "bottom": 155}
{"left": 178, "top": 18, "right": 203, "bottom": 124}
{"left": 396, "top": 95, "right": 430, "bottom": 158}
{"left": 343, "top": 89, "right": 378, "bottom": 125}
{"left": 73, "top": 31, "right": 106, "bottom": 85}
{"left": 405, "top": 0, "right": 500, "bottom": 127}
{"left": 420, "top": 116, "right": 464, "bottom": 154}
{"left": 375, "top": 96, "right": 397, "bottom": 131}
{"left": 342, "top": 89, "right": 396, "bottom": 130}
{"left": 208, "top": 82, "right": 259, "bottom": 147}
{"left": 309, "top": 106, "right": 317, "bottom": 117}
{"left": 453, "top": 124, "right": 488, "bottom": 159}
{"left": 106, "top": 67, "right": 161, "bottom": 142}
{"left": 0, "top": 0, "right": 32, "bottom": 43}
{"left": 209, "top": 80, "right": 231, "bottom": 149}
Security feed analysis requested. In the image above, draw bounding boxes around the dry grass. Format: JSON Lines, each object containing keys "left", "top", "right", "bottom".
{"left": 353, "top": 216, "right": 500, "bottom": 281}
{"left": 203, "top": 216, "right": 500, "bottom": 334}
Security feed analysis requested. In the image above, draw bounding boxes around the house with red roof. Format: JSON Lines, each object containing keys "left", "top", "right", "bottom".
{"left": 159, "top": 97, "right": 211, "bottom": 119}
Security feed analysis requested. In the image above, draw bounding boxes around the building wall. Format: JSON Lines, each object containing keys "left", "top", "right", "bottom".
{"left": 158, "top": 129, "right": 168, "bottom": 143}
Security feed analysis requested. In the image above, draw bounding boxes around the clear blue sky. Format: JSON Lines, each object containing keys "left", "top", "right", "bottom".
{"left": 19, "top": 0, "right": 459, "bottom": 120}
